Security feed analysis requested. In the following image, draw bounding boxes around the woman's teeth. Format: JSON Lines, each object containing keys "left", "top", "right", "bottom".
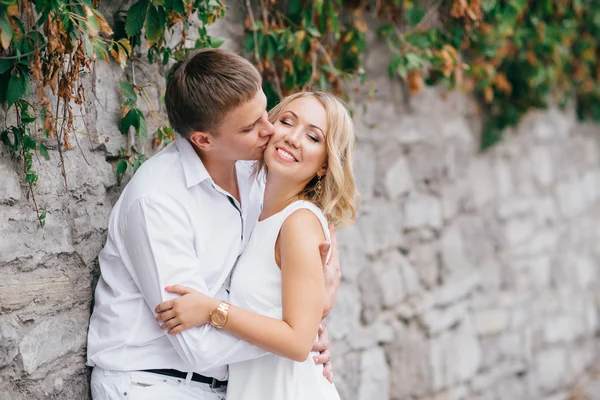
{"left": 277, "top": 148, "right": 296, "bottom": 161}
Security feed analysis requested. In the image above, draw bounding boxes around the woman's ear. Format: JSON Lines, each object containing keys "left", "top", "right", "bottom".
{"left": 317, "top": 163, "right": 328, "bottom": 177}
{"left": 189, "top": 131, "right": 213, "bottom": 151}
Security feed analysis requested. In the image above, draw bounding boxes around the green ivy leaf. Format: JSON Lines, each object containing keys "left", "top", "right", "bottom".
{"left": 116, "top": 159, "right": 128, "bottom": 178}
{"left": 306, "top": 26, "right": 321, "bottom": 38}
{"left": 244, "top": 34, "right": 254, "bottom": 53}
{"left": 39, "top": 142, "right": 50, "bottom": 160}
{"left": 210, "top": 36, "right": 225, "bottom": 48}
{"left": 405, "top": 4, "right": 425, "bottom": 27}
{"left": 120, "top": 108, "right": 140, "bottom": 134}
{"left": 38, "top": 208, "right": 46, "bottom": 228}
{"left": 266, "top": 35, "right": 277, "bottom": 60}
{"left": 126, "top": 0, "right": 148, "bottom": 37}
{"left": 120, "top": 80, "right": 137, "bottom": 102}
{"left": 6, "top": 68, "right": 28, "bottom": 108}
{"left": 0, "top": 58, "right": 12, "bottom": 74}
{"left": 165, "top": 0, "right": 185, "bottom": 13}
{"left": 25, "top": 171, "right": 38, "bottom": 185}
{"left": 482, "top": 0, "right": 496, "bottom": 12}
{"left": 145, "top": 5, "right": 165, "bottom": 46}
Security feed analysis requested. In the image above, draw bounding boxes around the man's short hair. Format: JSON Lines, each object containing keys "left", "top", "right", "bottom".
{"left": 165, "top": 48, "right": 262, "bottom": 137}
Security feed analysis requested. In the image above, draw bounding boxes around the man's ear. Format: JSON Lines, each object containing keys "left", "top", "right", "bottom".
{"left": 189, "top": 131, "right": 214, "bottom": 151}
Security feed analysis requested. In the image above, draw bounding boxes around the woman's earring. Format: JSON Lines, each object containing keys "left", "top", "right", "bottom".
{"left": 314, "top": 175, "right": 323, "bottom": 197}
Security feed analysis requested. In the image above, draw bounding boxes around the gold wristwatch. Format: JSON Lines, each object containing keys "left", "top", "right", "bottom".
{"left": 209, "top": 301, "right": 230, "bottom": 328}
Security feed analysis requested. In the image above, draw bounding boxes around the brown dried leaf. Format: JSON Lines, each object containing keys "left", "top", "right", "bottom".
{"left": 407, "top": 69, "right": 423, "bottom": 95}
{"left": 96, "top": 11, "right": 113, "bottom": 36}
{"left": 483, "top": 86, "right": 493, "bottom": 103}
{"left": 64, "top": 133, "right": 73, "bottom": 151}
{"left": 451, "top": 0, "right": 468, "bottom": 18}
{"left": 493, "top": 73, "right": 512, "bottom": 94}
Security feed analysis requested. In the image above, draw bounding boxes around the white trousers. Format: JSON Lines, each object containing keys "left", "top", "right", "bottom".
{"left": 91, "top": 367, "right": 227, "bottom": 400}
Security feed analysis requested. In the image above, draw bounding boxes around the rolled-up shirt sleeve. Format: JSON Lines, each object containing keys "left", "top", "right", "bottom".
{"left": 117, "top": 196, "right": 270, "bottom": 372}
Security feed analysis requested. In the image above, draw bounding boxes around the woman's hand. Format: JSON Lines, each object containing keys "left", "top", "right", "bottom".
{"left": 154, "top": 285, "right": 219, "bottom": 334}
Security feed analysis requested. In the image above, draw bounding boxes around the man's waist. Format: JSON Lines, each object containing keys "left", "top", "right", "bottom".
{"left": 87, "top": 344, "right": 229, "bottom": 381}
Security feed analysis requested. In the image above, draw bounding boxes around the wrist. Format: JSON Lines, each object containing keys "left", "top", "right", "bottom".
{"left": 208, "top": 299, "right": 230, "bottom": 328}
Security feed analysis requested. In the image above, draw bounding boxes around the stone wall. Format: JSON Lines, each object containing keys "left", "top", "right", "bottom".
{"left": 1, "top": 3, "right": 600, "bottom": 399}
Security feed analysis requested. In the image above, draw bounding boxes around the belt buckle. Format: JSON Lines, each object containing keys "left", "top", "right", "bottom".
{"left": 210, "top": 378, "right": 219, "bottom": 389}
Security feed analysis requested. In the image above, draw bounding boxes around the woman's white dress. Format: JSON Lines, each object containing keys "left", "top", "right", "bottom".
{"left": 227, "top": 200, "right": 340, "bottom": 400}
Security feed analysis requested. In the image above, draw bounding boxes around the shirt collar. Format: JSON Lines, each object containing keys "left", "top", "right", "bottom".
{"left": 175, "top": 134, "right": 211, "bottom": 188}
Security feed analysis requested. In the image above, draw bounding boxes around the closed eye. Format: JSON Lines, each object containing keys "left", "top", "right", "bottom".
{"left": 308, "top": 134, "right": 319, "bottom": 142}
{"left": 280, "top": 119, "right": 293, "bottom": 127}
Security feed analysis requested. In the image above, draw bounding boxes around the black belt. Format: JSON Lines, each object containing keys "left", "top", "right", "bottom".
{"left": 142, "top": 369, "right": 228, "bottom": 388}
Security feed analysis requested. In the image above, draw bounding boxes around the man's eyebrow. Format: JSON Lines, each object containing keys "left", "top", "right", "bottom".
{"left": 240, "top": 116, "right": 262, "bottom": 131}
{"left": 284, "top": 110, "right": 324, "bottom": 136}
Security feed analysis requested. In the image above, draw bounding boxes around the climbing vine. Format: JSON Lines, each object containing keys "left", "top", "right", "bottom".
{"left": 1, "top": 0, "right": 599, "bottom": 225}
{"left": 242, "top": 0, "right": 600, "bottom": 148}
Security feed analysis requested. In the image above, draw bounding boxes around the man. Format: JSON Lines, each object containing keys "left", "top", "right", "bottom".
{"left": 87, "top": 49, "right": 340, "bottom": 399}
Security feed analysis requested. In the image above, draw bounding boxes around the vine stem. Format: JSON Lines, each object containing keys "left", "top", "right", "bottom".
{"left": 0, "top": 44, "right": 49, "bottom": 60}
{"left": 245, "top": 0, "right": 263, "bottom": 73}
{"left": 16, "top": 104, "right": 44, "bottom": 228}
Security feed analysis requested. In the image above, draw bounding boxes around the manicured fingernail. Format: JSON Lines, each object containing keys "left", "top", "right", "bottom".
{"left": 313, "top": 357, "right": 319, "bottom": 363}
{"left": 319, "top": 323, "right": 324, "bottom": 330}
{"left": 322, "top": 244, "right": 330, "bottom": 251}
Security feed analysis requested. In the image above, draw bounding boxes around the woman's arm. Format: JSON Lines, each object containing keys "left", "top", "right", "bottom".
{"left": 156, "top": 209, "right": 326, "bottom": 362}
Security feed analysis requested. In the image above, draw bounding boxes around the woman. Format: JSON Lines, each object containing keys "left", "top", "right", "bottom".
{"left": 154, "top": 90, "right": 357, "bottom": 399}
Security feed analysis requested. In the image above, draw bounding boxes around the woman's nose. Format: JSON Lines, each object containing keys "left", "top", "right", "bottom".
{"left": 285, "top": 131, "right": 301, "bottom": 147}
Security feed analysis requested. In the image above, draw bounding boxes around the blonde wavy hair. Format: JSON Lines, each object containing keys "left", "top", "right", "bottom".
{"left": 256, "top": 90, "right": 358, "bottom": 226}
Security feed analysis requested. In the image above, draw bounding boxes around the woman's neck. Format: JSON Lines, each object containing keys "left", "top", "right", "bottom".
{"left": 260, "top": 174, "right": 308, "bottom": 221}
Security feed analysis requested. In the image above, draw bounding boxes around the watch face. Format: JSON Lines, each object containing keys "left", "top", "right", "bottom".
{"left": 212, "top": 311, "right": 226, "bottom": 326}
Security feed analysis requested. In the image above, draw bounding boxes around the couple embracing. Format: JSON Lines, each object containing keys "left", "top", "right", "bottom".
{"left": 87, "top": 48, "right": 358, "bottom": 400}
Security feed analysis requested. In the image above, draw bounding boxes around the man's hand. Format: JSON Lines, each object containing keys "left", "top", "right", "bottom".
{"left": 311, "top": 320, "right": 334, "bottom": 383}
{"left": 319, "top": 224, "right": 341, "bottom": 318}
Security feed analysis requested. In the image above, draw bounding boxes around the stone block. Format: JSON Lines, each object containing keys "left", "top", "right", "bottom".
{"left": 470, "top": 361, "right": 525, "bottom": 393}
{"left": 353, "top": 141, "right": 377, "bottom": 201}
{"left": 347, "top": 320, "right": 394, "bottom": 351}
{"left": 384, "top": 156, "right": 414, "bottom": 199}
{"left": 530, "top": 146, "right": 554, "bottom": 187}
{"left": 468, "top": 158, "right": 495, "bottom": 209}
{"left": 328, "top": 283, "right": 362, "bottom": 340}
{"left": 18, "top": 308, "right": 89, "bottom": 374}
{"left": 0, "top": 158, "right": 21, "bottom": 204}
{"left": 440, "top": 222, "right": 472, "bottom": 275}
{"left": 372, "top": 250, "right": 421, "bottom": 308}
{"left": 336, "top": 224, "right": 368, "bottom": 282}
{"left": 432, "top": 272, "right": 479, "bottom": 307}
{"left": 473, "top": 309, "right": 509, "bottom": 336}
{"left": 534, "top": 348, "right": 568, "bottom": 394}
{"left": 356, "top": 200, "right": 404, "bottom": 256}
{"left": 429, "top": 317, "right": 482, "bottom": 390}
{"left": 358, "top": 347, "right": 390, "bottom": 400}
{"left": 408, "top": 241, "right": 440, "bottom": 289}
{"left": 493, "top": 158, "right": 514, "bottom": 200}
{"left": 0, "top": 209, "right": 74, "bottom": 265}
{"left": 440, "top": 180, "right": 470, "bottom": 222}
{"left": 387, "top": 322, "right": 432, "bottom": 399}
{"left": 334, "top": 351, "right": 362, "bottom": 400}
{"left": 418, "top": 302, "right": 468, "bottom": 335}
{"left": 358, "top": 267, "right": 383, "bottom": 325}
{"left": 555, "top": 179, "right": 586, "bottom": 218}
{"left": 403, "top": 193, "right": 443, "bottom": 230}
{"left": 502, "top": 218, "right": 535, "bottom": 248}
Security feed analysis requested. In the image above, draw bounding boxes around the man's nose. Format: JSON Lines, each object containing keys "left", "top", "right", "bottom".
{"left": 259, "top": 119, "right": 275, "bottom": 138}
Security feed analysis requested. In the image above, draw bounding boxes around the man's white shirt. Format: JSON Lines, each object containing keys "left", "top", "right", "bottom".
{"left": 87, "top": 134, "right": 267, "bottom": 380}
